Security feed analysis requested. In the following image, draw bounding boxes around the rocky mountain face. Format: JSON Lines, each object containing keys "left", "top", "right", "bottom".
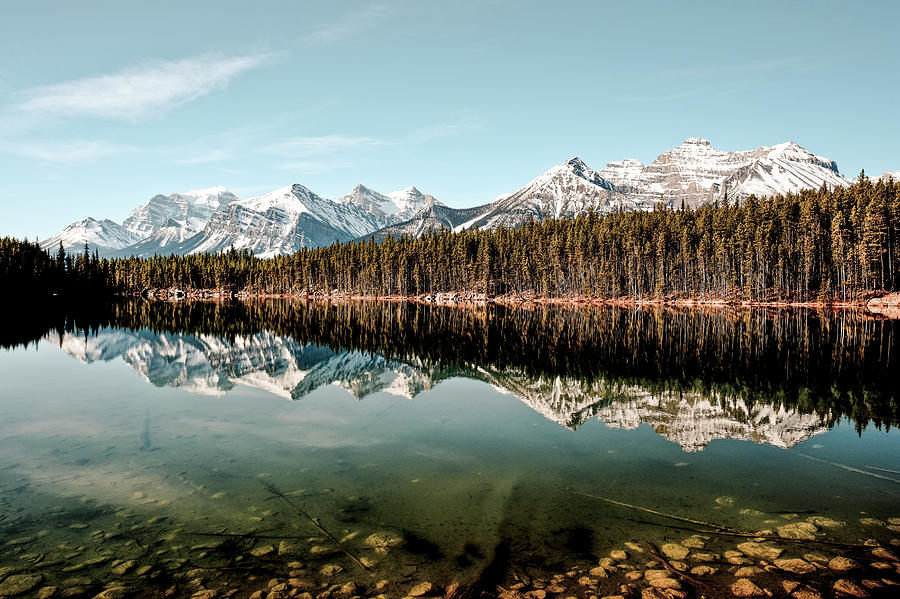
{"left": 598, "top": 138, "right": 849, "bottom": 208}
{"left": 122, "top": 186, "right": 237, "bottom": 239}
{"left": 43, "top": 137, "right": 852, "bottom": 257}
{"left": 51, "top": 328, "right": 831, "bottom": 451}
{"left": 365, "top": 138, "right": 850, "bottom": 238}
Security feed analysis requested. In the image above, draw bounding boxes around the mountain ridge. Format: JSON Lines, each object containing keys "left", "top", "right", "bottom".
{"left": 42, "top": 138, "right": 862, "bottom": 258}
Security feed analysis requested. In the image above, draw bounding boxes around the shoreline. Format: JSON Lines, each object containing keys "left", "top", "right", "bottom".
{"left": 131, "top": 288, "right": 900, "bottom": 317}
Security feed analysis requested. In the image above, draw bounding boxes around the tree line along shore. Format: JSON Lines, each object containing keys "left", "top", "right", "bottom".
{"left": 2, "top": 176, "right": 899, "bottom": 306}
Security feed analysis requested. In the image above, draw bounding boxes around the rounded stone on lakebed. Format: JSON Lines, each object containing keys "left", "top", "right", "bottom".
{"left": 829, "top": 556, "right": 860, "bottom": 572}
{"left": 661, "top": 543, "right": 690, "bottom": 560}
{"left": 0, "top": 573, "right": 44, "bottom": 596}
{"left": 731, "top": 578, "right": 766, "bottom": 597}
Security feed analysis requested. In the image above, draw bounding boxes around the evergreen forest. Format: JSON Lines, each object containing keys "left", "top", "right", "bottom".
{"left": 2, "top": 176, "right": 899, "bottom": 302}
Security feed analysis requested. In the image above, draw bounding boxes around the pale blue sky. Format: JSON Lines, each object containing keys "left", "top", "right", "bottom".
{"left": 1, "top": 0, "right": 898, "bottom": 239}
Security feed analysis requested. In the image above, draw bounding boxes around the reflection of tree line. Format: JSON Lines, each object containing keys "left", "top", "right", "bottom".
{"left": 8, "top": 299, "right": 899, "bottom": 431}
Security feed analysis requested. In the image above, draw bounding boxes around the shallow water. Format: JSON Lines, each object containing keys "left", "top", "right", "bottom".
{"left": 1, "top": 300, "right": 899, "bottom": 597}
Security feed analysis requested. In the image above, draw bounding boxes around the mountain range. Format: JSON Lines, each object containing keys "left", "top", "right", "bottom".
{"left": 42, "top": 138, "right": 873, "bottom": 258}
{"left": 52, "top": 327, "right": 831, "bottom": 452}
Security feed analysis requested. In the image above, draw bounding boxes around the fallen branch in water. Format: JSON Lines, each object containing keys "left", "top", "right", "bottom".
{"left": 566, "top": 487, "right": 736, "bottom": 532}
{"left": 865, "top": 465, "right": 900, "bottom": 476}
{"left": 261, "top": 480, "right": 370, "bottom": 571}
{"left": 645, "top": 542, "right": 711, "bottom": 590}
{"left": 569, "top": 489, "right": 873, "bottom": 550}
{"left": 797, "top": 453, "right": 900, "bottom": 484}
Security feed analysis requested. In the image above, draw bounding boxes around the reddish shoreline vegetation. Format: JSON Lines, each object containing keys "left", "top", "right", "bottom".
{"left": 132, "top": 288, "right": 900, "bottom": 319}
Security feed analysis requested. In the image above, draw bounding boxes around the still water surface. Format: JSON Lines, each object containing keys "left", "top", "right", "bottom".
{"left": 1, "top": 300, "right": 898, "bottom": 597}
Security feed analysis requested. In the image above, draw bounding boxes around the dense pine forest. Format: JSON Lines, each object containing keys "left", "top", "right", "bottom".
{"left": 2, "top": 176, "right": 899, "bottom": 302}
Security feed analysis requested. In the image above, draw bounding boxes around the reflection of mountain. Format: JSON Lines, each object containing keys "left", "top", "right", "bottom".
{"left": 594, "top": 392, "right": 829, "bottom": 452}
{"left": 51, "top": 328, "right": 831, "bottom": 451}
{"left": 53, "top": 329, "right": 433, "bottom": 400}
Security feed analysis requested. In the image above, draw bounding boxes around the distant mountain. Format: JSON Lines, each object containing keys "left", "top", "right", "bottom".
{"left": 340, "top": 184, "right": 442, "bottom": 227}
{"left": 41, "top": 217, "right": 142, "bottom": 254}
{"left": 878, "top": 170, "right": 900, "bottom": 182}
{"left": 42, "top": 137, "right": 853, "bottom": 257}
{"left": 51, "top": 327, "right": 832, "bottom": 451}
{"left": 123, "top": 186, "right": 237, "bottom": 239}
{"left": 366, "top": 139, "right": 850, "bottom": 239}
{"left": 43, "top": 185, "right": 236, "bottom": 258}
{"left": 598, "top": 138, "right": 850, "bottom": 208}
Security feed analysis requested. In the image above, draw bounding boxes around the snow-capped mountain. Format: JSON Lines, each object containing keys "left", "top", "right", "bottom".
{"left": 182, "top": 184, "right": 384, "bottom": 258}
{"left": 49, "top": 327, "right": 832, "bottom": 451}
{"left": 340, "top": 184, "right": 441, "bottom": 227}
{"left": 43, "top": 186, "right": 236, "bottom": 258}
{"left": 465, "top": 157, "right": 644, "bottom": 229}
{"left": 366, "top": 157, "right": 643, "bottom": 240}
{"left": 41, "top": 217, "right": 142, "bottom": 254}
{"left": 41, "top": 137, "right": 855, "bottom": 257}
{"left": 123, "top": 186, "right": 237, "bottom": 239}
{"left": 878, "top": 170, "right": 900, "bottom": 182}
{"left": 598, "top": 138, "right": 850, "bottom": 208}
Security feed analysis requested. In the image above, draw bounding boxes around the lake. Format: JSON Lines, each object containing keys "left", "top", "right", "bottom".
{"left": 1, "top": 300, "right": 899, "bottom": 599}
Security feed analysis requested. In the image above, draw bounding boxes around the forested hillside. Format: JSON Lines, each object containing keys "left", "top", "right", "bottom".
{"left": 3, "top": 176, "right": 898, "bottom": 303}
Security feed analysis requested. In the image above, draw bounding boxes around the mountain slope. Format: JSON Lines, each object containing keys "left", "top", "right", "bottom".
{"left": 598, "top": 138, "right": 850, "bottom": 208}
{"left": 123, "top": 186, "right": 237, "bottom": 239}
{"left": 182, "top": 184, "right": 384, "bottom": 258}
{"left": 41, "top": 218, "right": 142, "bottom": 254}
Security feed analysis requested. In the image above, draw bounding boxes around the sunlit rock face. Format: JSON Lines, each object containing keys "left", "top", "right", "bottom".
{"left": 597, "top": 138, "right": 849, "bottom": 208}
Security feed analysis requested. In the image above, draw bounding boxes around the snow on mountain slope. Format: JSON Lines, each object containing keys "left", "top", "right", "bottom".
{"left": 878, "top": 170, "right": 900, "bottom": 182}
{"left": 467, "top": 157, "right": 642, "bottom": 229}
{"left": 340, "top": 184, "right": 442, "bottom": 227}
{"left": 184, "top": 184, "right": 384, "bottom": 258}
{"left": 599, "top": 138, "right": 850, "bottom": 208}
{"left": 363, "top": 203, "right": 492, "bottom": 241}
{"left": 123, "top": 185, "right": 237, "bottom": 239}
{"left": 41, "top": 217, "right": 142, "bottom": 254}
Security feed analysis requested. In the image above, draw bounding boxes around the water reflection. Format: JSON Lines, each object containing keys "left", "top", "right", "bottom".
{"left": 16, "top": 299, "right": 900, "bottom": 450}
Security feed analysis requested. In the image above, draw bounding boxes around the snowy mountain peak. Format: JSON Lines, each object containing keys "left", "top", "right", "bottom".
{"left": 598, "top": 137, "right": 850, "bottom": 208}
{"left": 42, "top": 217, "right": 142, "bottom": 253}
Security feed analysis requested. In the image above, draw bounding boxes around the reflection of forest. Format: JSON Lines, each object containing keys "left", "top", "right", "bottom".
{"left": 7, "top": 299, "right": 899, "bottom": 431}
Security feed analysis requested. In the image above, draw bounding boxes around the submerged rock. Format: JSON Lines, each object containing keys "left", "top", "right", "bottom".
{"left": 407, "top": 582, "right": 433, "bottom": 596}
{"left": 829, "top": 557, "right": 860, "bottom": 572}
{"left": 774, "top": 558, "right": 816, "bottom": 574}
{"left": 661, "top": 543, "right": 689, "bottom": 560}
{"left": 833, "top": 578, "right": 870, "bottom": 597}
{"left": 731, "top": 578, "right": 765, "bottom": 597}
{"left": 363, "top": 532, "right": 404, "bottom": 548}
{"left": 777, "top": 522, "right": 818, "bottom": 540}
{"left": 0, "top": 573, "right": 44, "bottom": 596}
{"left": 736, "top": 542, "right": 783, "bottom": 560}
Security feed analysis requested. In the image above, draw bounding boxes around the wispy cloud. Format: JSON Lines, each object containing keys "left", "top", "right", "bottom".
{"left": 15, "top": 53, "right": 273, "bottom": 121}
{"left": 306, "top": 5, "right": 388, "bottom": 44}
{"left": 2, "top": 139, "right": 135, "bottom": 163}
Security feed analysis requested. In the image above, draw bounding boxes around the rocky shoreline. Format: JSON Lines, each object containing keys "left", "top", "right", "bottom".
{"left": 131, "top": 288, "right": 900, "bottom": 319}
{"left": 3, "top": 512, "right": 899, "bottom": 599}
